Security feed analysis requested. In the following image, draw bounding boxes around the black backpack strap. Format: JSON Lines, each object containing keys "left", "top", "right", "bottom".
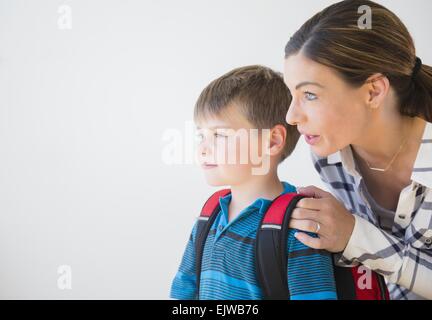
{"left": 195, "top": 189, "right": 231, "bottom": 299}
{"left": 255, "top": 193, "right": 306, "bottom": 300}
{"left": 333, "top": 265, "right": 357, "bottom": 300}
{"left": 376, "top": 272, "right": 390, "bottom": 300}
{"left": 334, "top": 264, "right": 390, "bottom": 300}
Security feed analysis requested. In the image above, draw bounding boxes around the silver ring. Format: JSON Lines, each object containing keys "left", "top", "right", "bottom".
{"left": 315, "top": 222, "right": 321, "bottom": 233}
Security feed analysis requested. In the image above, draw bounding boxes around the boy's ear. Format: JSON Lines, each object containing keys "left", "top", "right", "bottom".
{"left": 265, "top": 125, "right": 286, "bottom": 157}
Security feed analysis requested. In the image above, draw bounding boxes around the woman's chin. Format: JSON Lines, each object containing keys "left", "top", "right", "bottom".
{"left": 309, "top": 140, "right": 340, "bottom": 158}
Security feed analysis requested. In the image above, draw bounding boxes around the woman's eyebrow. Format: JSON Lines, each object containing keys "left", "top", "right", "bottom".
{"left": 295, "top": 81, "right": 325, "bottom": 90}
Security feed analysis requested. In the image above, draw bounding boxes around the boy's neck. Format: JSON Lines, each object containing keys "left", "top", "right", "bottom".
{"left": 228, "top": 172, "right": 283, "bottom": 222}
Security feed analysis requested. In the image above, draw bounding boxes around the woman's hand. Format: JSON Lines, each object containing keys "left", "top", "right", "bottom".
{"left": 289, "top": 185, "right": 356, "bottom": 253}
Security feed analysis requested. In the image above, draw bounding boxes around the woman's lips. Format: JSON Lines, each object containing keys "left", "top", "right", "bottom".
{"left": 304, "top": 134, "right": 321, "bottom": 145}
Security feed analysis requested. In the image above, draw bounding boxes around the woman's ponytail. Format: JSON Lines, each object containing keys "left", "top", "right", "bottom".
{"left": 404, "top": 62, "right": 432, "bottom": 122}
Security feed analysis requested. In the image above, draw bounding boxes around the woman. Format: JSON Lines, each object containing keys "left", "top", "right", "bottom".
{"left": 283, "top": 0, "right": 432, "bottom": 299}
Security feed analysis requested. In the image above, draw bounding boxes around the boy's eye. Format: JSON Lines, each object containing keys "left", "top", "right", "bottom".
{"left": 214, "top": 133, "right": 227, "bottom": 138}
{"left": 195, "top": 133, "right": 204, "bottom": 142}
{"left": 304, "top": 91, "right": 317, "bottom": 101}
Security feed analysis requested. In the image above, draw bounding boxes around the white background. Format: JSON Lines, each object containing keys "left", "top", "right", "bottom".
{"left": 0, "top": 0, "right": 431, "bottom": 299}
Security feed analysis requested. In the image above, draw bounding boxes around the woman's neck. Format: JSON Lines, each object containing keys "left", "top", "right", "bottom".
{"left": 351, "top": 115, "right": 426, "bottom": 170}
{"left": 228, "top": 172, "right": 283, "bottom": 222}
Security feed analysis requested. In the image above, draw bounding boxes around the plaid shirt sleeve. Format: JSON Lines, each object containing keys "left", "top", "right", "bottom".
{"left": 311, "top": 147, "right": 432, "bottom": 300}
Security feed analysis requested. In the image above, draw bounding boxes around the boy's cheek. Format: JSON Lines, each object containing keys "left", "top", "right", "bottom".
{"left": 226, "top": 141, "right": 252, "bottom": 166}
{"left": 196, "top": 148, "right": 217, "bottom": 165}
{"left": 202, "top": 166, "right": 231, "bottom": 186}
{"left": 214, "top": 136, "right": 247, "bottom": 165}
{"left": 202, "top": 164, "right": 252, "bottom": 186}
{"left": 220, "top": 163, "right": 256, "bottom": 182}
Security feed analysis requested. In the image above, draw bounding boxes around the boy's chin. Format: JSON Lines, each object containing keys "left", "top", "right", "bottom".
{"left": 205, "top": 179, "right": 227, "bottom": 187}
{"left": 203, "top": 175, "right": 231, "bottom": 187}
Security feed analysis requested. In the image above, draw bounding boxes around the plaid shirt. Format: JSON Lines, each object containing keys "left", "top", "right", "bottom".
{"left": 311, "top": 120, "right": 432, "bottom": 300}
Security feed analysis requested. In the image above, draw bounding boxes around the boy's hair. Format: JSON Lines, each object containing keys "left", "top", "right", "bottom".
{"left": 194, "top": 65, "right": 300, "bottom": 162}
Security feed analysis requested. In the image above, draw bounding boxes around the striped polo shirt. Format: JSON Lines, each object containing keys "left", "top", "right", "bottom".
{"left": 170, "top": 181, "right": 337, "bottom": 300}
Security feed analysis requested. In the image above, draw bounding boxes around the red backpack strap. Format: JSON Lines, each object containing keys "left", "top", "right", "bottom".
{"left": 199, "top": 189, "right": 231, "bottom": 218}
{"left": 350, "top": 266, "right": 389, "bottom": 300}
{"left": 256, "top": 193, "right": 306, "bottom": 300}
{"left": 195, "top": 189, "right": 231, "bottom": 299}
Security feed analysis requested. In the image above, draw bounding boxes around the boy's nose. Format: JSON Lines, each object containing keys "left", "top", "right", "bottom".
{"left": 198, "top": 143, "right": 207, "bottom": 156}
{"left": 198, "top": 140, "right": 213, "bottom": 157}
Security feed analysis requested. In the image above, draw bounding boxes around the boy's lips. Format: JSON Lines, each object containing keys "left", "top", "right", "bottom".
{"left": 202, "top": 163, "right": 218, "bottom": 170}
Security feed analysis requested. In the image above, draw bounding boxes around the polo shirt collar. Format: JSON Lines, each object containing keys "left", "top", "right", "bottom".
{"left": 218, "top": 181, "right": 296, "bottom": 222}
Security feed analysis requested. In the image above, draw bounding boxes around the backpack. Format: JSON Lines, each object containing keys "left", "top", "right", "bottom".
{"left": 195, "top": 189, "right": 390, "bottom": 300}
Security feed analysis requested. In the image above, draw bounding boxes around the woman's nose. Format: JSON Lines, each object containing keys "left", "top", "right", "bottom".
{"left": 285, "top": 100, "right": 304, "bottom": 126}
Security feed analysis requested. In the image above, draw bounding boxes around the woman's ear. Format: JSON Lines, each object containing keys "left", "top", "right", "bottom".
{"left": 266, "top": 125, "right": 287, "bottom": 157}
{"left": 365, "top": 73, "right": 390, "bottom": 109}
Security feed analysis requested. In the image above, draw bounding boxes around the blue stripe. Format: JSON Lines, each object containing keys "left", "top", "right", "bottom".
{"left": 291, "top": 291, "right": 337, "bottom": 300}
{"left": 201, "top": 270, "right": 261, "bottom": 295}
{"left": 175, "top": 270, "right": 196, "bottom": 281}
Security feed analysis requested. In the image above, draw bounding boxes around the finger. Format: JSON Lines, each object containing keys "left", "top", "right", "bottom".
{"left": 290, "top": 208, "right": 322, "bottom": 222}
{"left": 288, "top": 218, "right": 321, "bottom": 234}
{"left": 297, "top": 185, "right": 331, "bottom": 199}
{"left": 296, "top": 197, "right": 322, "bottom": 211}
{"left": 294, "top": 232, "right": 325, "bottom": 249}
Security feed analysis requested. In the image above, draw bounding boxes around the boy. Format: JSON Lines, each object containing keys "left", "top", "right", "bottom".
{"left": 170, "top": 65, "right": 337, "bottom": 300}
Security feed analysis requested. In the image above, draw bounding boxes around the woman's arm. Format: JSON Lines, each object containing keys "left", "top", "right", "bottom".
{"left": 291, "top": 183, "right": 432, "bottom": 299}
{"left": 288, "top": 149, "right": 432, "bottom": 299}
{"left": 339, "top": 213, "right": 432, "bottom": 299}
{"left": 290, "top": 145, "right": 432, "bottom": 299}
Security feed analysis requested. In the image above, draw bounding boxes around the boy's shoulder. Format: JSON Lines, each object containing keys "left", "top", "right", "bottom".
{"left": 281, "top": 181, "right": 297, "bottom": 194}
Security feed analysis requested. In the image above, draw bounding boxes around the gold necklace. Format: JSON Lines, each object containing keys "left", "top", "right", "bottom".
{"left": 363, "top": 121, "right": 412, "bottom": 173}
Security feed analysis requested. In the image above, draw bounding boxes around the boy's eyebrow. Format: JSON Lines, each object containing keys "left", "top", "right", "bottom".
{"left": 196, "top": 126, "right": 233, "bottom": 130}
{"left": 295, "top": 81, "right": 325, "bottom": 90}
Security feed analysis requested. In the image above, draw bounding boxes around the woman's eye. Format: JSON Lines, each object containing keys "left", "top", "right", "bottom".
{"left": 304, "top": 92, "right": 317, "bottom": 101}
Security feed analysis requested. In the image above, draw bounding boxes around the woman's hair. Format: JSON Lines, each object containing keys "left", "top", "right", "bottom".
{"left": 285, "top": 0, "right": 432, "bottom": 122}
